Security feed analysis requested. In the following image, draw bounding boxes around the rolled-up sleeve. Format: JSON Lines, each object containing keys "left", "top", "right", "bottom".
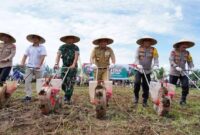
{"left": 24, "top": 47, "right": 29, "bottom": 56}
{"left": 153, "top": 48, "right": 159, "bottom": 66}
{"left": 40, "top": 46, "right": 47, "bottom": 56}
{"left": 75, "top": 45, "right": 80, "bottom": 55}
{"left": 187, "top": 52, "right": 194, "bottom": 68}
{"left": 7, "top": 45, "right": 16, "bottom": 61}
{"left": 110, "top": 48, "right": 115, "bottom": 63}
{"left": 134, "top": 48, "right": 140, "bottom": 65}
{"left": 169, "top": 51, "right": 177, "bottom": 67}
{"left": 90, "top": 48, "right": 95, "bottom": 63}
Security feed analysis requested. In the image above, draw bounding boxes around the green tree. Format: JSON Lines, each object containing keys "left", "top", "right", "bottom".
{"left": 189, "top": 69, "right": 200, "bottom": 87}
{"left": 13, "top": 64, "right": 25, "bottom": 73}
{"left": 43, "top": 65, "right": 54, "bottom": 77}
{"left": 153, "top": 67, "right": 166, "bottom": 80}
{"left": 189, "top": 69, "right": 200, "bottom": 81}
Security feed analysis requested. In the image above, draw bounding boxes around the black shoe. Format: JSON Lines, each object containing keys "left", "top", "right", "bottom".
{"left": 133, "top": 98, "right": 138, "bottom": 104}
{"left": 180, "top": 100, "right": 186, "bottom": 105}
{"left": 134, "top": 100, "right": 138, "bottom": 105}
{"left": 64, "top": 96, "right": 71, "bottom": 105}
{"left": 22, "top": 96, "right": 31, "bottom": 102}
{"left": 180, "top": 96, "right": 187, "bottom": 105}
{"left": 142, "top": 102, "right": 148, "bottom": 107}
{"left": 107, "top": 103, "right": 109, "bottom": 107}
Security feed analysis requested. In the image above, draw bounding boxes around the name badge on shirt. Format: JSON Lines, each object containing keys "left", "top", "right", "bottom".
{"left": 105, "top": 51, "right": 110, "bottom": 56}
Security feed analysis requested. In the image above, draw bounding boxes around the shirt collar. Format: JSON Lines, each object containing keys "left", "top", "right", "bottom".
{"left": 32, "top": 44, "right": 40, "bottom": 47}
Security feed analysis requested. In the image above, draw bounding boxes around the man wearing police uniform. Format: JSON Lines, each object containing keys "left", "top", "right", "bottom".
{"left": 134, "top": 36, "right": 159, "bottom": 107}
{"left": 169, "top": 39, "right": 194, "bottom": 105}
{"left": 90, "top": 37, "right": 116, "bottom": 81}
{"left": 0, "top": 33, "right": 16, "bottom": 86}
{"left": 54, "top": 35, "right": 80, "bottom": 104}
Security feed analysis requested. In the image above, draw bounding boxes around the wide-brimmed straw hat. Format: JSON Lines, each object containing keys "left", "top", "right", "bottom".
{"left": 0, "top": 33, "right": 16, "bottom": 43}
{"left": 136, "top": 36, "right": 157, "bottom": 46}
{"left": 60, "top": 35, "right": 80, "bottom": 43}
{"left": 173, "top": 39, "right": 195, "bottom": 49}
{"left": 26, "top": 34, "right": 45, "bottom": 44}
{"left": 93, "top": 37, "right": 113, "bottom": 45}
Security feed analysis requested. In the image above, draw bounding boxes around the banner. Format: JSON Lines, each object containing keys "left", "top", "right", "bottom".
{"left": 110, "top": 64, "right": 129, "bottom": 80}
{"left": 82, "top": 63, "right": 136, "bottom": 80}
{"left": 82, "top": 63, "right": 94, "bottom": 79}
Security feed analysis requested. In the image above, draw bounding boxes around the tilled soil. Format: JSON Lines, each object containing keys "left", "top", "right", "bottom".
{"left": 0, "top": 86, "right": 198, "bottom": 135}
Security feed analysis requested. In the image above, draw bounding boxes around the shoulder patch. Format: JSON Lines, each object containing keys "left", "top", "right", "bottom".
{"left": 7, "top": 44, "right": 16, "bottom": 49}
{"left": 185, "top": 50, "right": 190, "bottom": 55}
{"left": 171, "top": 50, "right": 175, "bottom": 54}
{"left": 12, "top": 44, "right": 16, "bottom": 49}
{"left": 152, "top": 47, "right": 158, "bottom": 57}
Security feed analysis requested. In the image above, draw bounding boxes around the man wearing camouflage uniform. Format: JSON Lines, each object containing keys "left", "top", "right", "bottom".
{"left": 90, "top": 37, "right": 116, "bottom": 81}
{"left": 134, "top": 36, "right": 159, "bottom": 107}
{"left": 0, "top": 33, "right": 16, "bottom": 86}
{"left": 169, "top": 39, "right": 194, "bottom": 105}
{"left": 54, "top": 35, "right": 80, "bottom": 104}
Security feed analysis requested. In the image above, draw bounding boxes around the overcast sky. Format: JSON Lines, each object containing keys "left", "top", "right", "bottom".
{"left": 0, "top": 0, "right": 199, "bottom": 70}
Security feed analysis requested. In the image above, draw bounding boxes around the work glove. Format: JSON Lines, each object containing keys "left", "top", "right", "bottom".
{"left": 109, "top": 63, "right": 115, "bottom": 69}
{"left": 54, "top": 64, "right": 59, "bottom": 70}
{"left": 91, "top": 64, "right": 97, "bottom": 69}
{"left": 189, "top": 67, "right": 194, "bottom": 71}
{"left": 176, "top": 67, "right": 182, "bottom": 72}
{"left": 136, "top": 64, "right": 143, "bottom": 70}
{"left": 153, "top": 65, "right": 159, "bottom": 70}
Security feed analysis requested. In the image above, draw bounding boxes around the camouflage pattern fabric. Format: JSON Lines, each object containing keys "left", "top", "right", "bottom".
{"left": 59, "top": 44, "right": 79, "bottom": 100}
{"left": 59, "top": 44, "right": 79, "bottom": 67}
{"left": 61, "top": 68, "right": 77, "bottom": 100}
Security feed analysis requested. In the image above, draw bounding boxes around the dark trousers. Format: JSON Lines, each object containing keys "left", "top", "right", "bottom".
{"left": 0, "top": 67, "right": 12, "bottom": 86}
{"left": 169, "top": 75, "right": 189, "bottom": 100}
{"left": 134, "top": 71, "right": 151, "bottom": 102}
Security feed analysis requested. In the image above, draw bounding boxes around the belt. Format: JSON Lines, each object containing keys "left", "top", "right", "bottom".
{"left": 27, "top": 67, "right": 35, "bottom": 69}
{"left": 97, "top": 67, "right": 107, "bottom": 70}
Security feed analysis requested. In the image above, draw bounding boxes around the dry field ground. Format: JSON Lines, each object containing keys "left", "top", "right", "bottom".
{"left": 0, "top": 84, "right": 200, "bottom": 135}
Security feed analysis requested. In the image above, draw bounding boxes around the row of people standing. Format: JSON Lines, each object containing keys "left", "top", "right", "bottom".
{"left": 88, "top": 35, "right": 195, "bottom": 107}
{"left": 132, "top": 36, "right": 194, "bottom": 107}
{"left": 0, "top": 33, "right": 195, "bottom": 106}
{"left": 20, "top": 34, "right": 81, "bottom": 104}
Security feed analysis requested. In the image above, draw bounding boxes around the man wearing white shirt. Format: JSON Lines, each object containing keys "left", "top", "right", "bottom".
{"left": 20, "top": 34, "right": 47, "bottom": 102}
